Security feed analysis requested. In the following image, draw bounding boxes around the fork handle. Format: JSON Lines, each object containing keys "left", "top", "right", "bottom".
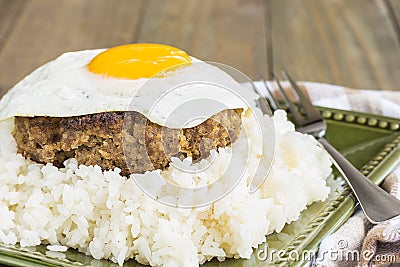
{"left": 318, "top": 138, "right": 400, "bottom": 224}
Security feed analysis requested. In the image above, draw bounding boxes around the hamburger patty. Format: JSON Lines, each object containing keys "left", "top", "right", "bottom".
{"left": 12, "top": 109, "right": 242, "bottom": 176}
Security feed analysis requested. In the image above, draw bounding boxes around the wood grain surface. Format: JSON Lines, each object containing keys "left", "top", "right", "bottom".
{"left": 0, "top": 0, "right": 24, "bottom": 49}
{"left": 136, "top": 0, "right": 268, "bottom": 81}
{"left": 0, "top": 0, "right": 399, "bottom": 94}
{"left": 271, "top": 0, "right": 400, "bottom": 90}
{"left": 0, "top": 0, "right": 144, "bottom": 93}
{"left": 388, "top": 0, "right": 400, "bottom": 45}
{"left": 390, "top": 0, "right": 400, "bottom": 21}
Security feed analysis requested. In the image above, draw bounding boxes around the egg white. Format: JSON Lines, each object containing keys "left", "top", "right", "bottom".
{"left": 0, "top": 49, "right": 258, "bottom": 128}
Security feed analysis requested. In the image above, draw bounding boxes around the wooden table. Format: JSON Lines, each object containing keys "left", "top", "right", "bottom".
{"left": 0, "top": 1, "right": 399, "bottom": 266}
{"left": 0, "top": 0, "right": 399, "bottom": 96}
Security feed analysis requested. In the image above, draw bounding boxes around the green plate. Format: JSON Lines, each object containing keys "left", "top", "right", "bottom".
{"left": 0, "top": 108, "right": 399, "bottom": 267}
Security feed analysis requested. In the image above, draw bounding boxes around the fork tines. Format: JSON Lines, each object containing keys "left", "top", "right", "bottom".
{"left": 264, "top": 71, "right": 323, "bottom": 125}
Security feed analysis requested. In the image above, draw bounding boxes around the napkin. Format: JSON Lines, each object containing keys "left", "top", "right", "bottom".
{"left": 288, "top": 82, "right": 400, "bottom": 267}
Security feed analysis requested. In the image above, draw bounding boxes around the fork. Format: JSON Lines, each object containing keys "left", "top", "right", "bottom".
{"left": 255, "top": 70, "right": 400, "bottom": 224}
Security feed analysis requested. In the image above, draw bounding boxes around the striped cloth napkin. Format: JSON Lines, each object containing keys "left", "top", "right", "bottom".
{"left": 291, "top": 82, "right": 400, "bottom": 267}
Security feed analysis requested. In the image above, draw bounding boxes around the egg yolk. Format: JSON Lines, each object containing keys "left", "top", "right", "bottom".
{"left": 87, "top": 44, "right": 192, "bottom": 79}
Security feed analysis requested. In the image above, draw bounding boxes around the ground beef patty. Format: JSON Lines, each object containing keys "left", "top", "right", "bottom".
{"left": 12, "top": 109, "right": 243, "bottom": 176}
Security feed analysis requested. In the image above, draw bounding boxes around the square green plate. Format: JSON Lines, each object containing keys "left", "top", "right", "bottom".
{"left": 0, "top": 107, "right": 399, "bottom": 267}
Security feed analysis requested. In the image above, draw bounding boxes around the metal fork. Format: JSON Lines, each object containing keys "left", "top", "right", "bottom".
{"left": 257, "top": 70, "right": 400, "bottom": 224}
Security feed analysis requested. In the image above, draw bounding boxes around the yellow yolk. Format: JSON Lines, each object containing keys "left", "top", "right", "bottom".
{"left": 87, "top": 44, "right": 192, "bottom": 79}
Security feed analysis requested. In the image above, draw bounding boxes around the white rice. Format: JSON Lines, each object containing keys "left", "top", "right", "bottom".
{"left": 0, "top": 110, "right": 332, "bottom": 266}
{"left": 46, "top": 244, "right": 68, "bottom": 252}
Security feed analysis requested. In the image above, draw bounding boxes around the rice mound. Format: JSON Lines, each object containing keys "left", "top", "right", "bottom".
{"left": 0, "top": 110, "right": 331, "bottom": 266}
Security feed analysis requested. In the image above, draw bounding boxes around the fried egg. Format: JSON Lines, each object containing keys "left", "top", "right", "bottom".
{"left": 0, "top": 44, "right": 258, "bottom": 128}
